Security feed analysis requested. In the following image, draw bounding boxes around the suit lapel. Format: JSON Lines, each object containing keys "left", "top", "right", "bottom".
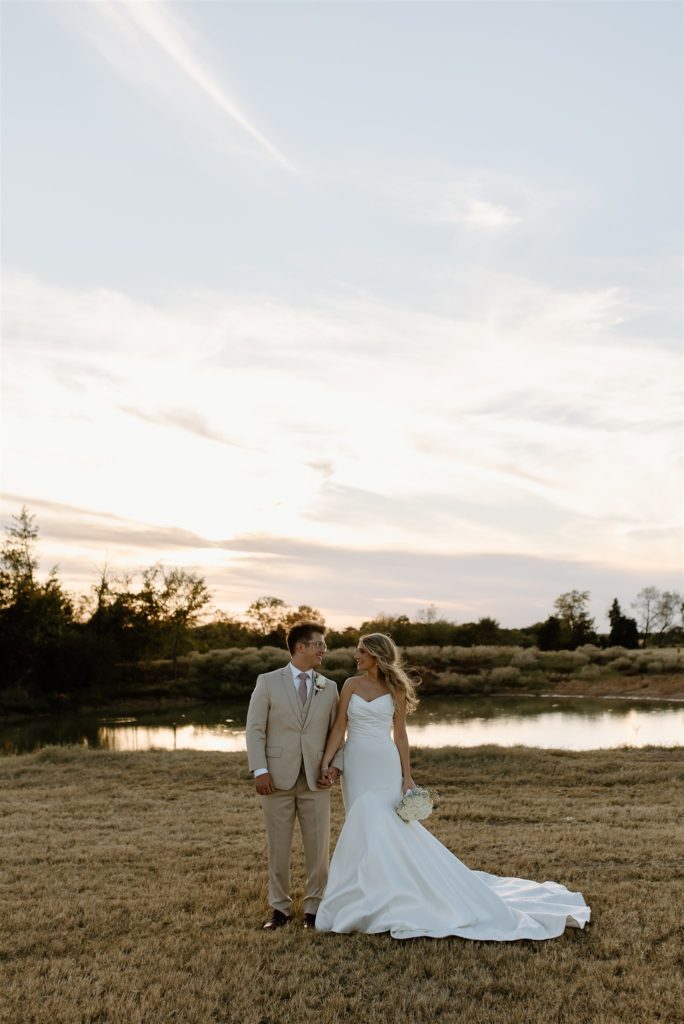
{"left": 281, "top": 665, "right": 302, "bottom": 724}
{"left": 302, "top": 673, "right": 322, "bottom": 728}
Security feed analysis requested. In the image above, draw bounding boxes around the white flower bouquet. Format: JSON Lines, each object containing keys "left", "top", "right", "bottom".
{"left": 396, "top": 786, "right": 435, "bottom": 823}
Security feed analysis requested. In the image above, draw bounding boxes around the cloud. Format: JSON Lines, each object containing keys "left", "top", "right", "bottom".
{"left": 68, "top": 0, "right": 295, "bottom": 171}
{"left": 2, "top": 269, "right": 680, "bottom": 595}
{"left": 442, "top": 197, "right": 522, "bottom": 230}
{"left": 120, "top": 405, "right": 252, "bottom": 450}
{"left": 4, "top": 498, "right": 679, "bottom": 630}
{"left": 356, "top": 166, "right": 586, "bottom": 234}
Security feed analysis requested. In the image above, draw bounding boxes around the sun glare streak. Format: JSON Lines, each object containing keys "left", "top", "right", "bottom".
{"left": 82, "top": 0, "right": 296, "bottom": 171}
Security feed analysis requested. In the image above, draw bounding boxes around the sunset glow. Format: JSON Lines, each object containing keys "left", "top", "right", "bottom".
{"left": 2, "top": 1, "right": 681, "bottom": 628}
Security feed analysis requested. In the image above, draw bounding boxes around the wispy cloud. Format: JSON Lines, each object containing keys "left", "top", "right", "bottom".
{"left": 353, "top": 167, "right": 586, "bottom": 234}
{"left": 442, "top": 197, "right": 522, "bottom": 230}
{"left": 4, "top": 497, "right": 679, "bottom": 629}
{"left": 3, "top": 269, "right": 680, "bottom": 590}
{"left": 120, "top": 405, "right": 252, "bottom": 450}
{"left": 70, "top": 0, "right": 295, "bottom": 171}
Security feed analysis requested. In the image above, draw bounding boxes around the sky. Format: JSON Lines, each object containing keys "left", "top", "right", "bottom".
{"left": 1, "top": 0, "right": 682, "bottom": 630}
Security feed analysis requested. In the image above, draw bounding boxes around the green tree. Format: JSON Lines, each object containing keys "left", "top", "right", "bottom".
{"left": 536, "top": 615, "right": 563, "bottom": 651}
{"left": 133, "top": 563, "right": 211, "bottom": 671}
{"left": 281, "top": 604, "right": 325, "bottom": 636}
{"left": 245, "top": 596, "right": 288, "bottom": 637}
{"left": 244, "top": 597, "right": 324, "bottom": 645}
{"left": 0, "top": 508, "right": 74, "bottom": 700}
{"left": 608, "top": 598, "right": 639, "bottom": 648}
{"left": 160, "top": 567, "right": 212, "bottom": 673}
{"left": 553, "top": 590, "right": 596, "bottom": 647}
{"left": 471, "top": 617, "right": 501, "bottom": 645}
{"left": 191, "top": 612, "right": 252, "bottom": 651}
{"left": 0, "top": 506, "right": 39, "bottom": 606}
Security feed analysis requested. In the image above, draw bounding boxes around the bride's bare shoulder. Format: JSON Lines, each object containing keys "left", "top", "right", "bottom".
{"left": 341, "top": 675, "right": 363, "bottom": 690}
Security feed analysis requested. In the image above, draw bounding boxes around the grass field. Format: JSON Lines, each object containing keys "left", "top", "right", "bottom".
{"left": 1, "top": 745, "right": 682, "bottom": 1024}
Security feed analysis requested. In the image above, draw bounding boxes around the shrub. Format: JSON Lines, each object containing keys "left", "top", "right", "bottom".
{"left": 593, "top": 646, "right": 631, "bottom": 665}
{"left": 576, "top": 644, "right": 601, "bottom": 659}
{"left": 646, "top": 660, "right": 664, "bottom": 674}
{"left": 430, "top": 672, "right": 479, "bottom": 694}
{"left": 608, "top": 657, "right": 633, "bottom": 673}
{"left": 511, "top": 648, "right": 538, "bottom": 669}
{"left": 322, "top": 648, "right": 356, "bottom": 672}
{"left": 187, "top": 646, "right": 289, "bottom": 690}
{"left": 578, "top": 665, "right": 601, "bottom": 680}
{"left": 489, "top": 666, "right": 522, "bottom": 686}
{"left": 404, "top": 646, "right": 447, "bottom": 670}
{"left": 322, "top": 667, "right": 351, "bottom": 685}
{"left": 539, "top": 651, "right": 589, "bottom": 672}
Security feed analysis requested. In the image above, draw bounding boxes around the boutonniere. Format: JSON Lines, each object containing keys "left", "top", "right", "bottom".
{"left": 313, "top": 672, "right": 326, "bottom": 694}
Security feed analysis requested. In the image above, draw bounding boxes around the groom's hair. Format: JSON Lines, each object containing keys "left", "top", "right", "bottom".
{"left": 286, "top": 622, "right": 326, "bottom": 655}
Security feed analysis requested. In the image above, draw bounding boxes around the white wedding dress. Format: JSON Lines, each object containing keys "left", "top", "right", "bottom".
{"left": 315, "top": 693, "right": 591, "bottom": 940}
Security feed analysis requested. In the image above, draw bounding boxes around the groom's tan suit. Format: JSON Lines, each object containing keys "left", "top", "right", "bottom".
{"left": 246, "top": 665, "right": 344, "bottom": 916}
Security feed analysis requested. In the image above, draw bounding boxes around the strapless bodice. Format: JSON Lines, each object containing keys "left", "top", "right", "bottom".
{"left": 346, "top": 692, "right": 394, "bottom": 742}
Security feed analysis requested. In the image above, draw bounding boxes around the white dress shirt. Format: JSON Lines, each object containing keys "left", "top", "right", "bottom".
{"left": 253, "top": 664, "right": 313, "bottom": 777}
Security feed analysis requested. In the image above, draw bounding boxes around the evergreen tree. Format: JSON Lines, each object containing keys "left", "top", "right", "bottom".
{"left": 0, "top": 508, "right": 74, "bottom": 699}
{"left": 608, "top": 598, "right": 639, "bottom": 648}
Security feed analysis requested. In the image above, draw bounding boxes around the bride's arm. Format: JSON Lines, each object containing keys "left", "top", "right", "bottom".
{"left": 393, "top": 694, "right": 416, "bottom": 794}
{"left": 320, "top": 678, "right": 355, "bottom": 773}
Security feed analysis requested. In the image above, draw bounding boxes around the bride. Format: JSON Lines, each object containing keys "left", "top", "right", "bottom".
{"left": 315, "top": 633, "right": 591, "bottom": 940}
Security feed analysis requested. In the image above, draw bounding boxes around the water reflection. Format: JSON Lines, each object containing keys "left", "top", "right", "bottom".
{"left": 407, "top": 706, "right": 683, "bottom": 749}
{"left": 98, "top": 723, "right": 248, "bottom": 753}
{"left": 1, "top": 696, "right": 682, "bottom": 754}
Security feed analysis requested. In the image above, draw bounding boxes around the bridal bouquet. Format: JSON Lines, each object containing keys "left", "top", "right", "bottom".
{"left": 396, "top": 787, "right": 435, "bottom": 823}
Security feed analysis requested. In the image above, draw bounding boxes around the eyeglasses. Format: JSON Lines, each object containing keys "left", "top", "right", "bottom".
{"left": 305, "top": 641, "right": 327, "bottom": 650}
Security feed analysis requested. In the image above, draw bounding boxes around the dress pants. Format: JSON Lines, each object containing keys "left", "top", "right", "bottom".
{"left": 260, "top": 765, "right": 330, "bottom": 915}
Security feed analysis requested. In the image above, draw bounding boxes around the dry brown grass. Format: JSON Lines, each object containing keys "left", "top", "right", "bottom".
{"left": 1, "top": 745, "right": 682, "bottom": 1024}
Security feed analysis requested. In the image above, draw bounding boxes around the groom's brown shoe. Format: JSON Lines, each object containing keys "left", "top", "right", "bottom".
{"left": 303, "top": 913, "right": 317, "bottom": 929}
{"left": 263, "top": 910, "right": 290, "bottom": 930}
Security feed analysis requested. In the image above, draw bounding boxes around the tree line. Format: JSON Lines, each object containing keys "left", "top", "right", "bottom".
{"left": 0, "top": 507, "right": 681, "bottom": 712}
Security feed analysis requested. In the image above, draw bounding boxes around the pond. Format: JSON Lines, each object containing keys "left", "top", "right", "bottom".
{"left": 1, "top": 695, "right": 682, "bottom": 755}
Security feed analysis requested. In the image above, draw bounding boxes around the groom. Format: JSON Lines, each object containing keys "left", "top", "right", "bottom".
{"left": 246, "top": 622, "right": 344, "bottom": 930}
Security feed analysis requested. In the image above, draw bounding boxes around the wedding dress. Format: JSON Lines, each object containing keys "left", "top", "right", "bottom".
{"left": 315, "top": 693, "right": 591, "bottom": 940}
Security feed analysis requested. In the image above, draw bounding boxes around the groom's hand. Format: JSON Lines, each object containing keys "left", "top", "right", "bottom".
{"left": 317, "top": 767, "right": 339, "bottom": 789}
{"left": 255, "top": 773, "right": 276, "bottom": 795}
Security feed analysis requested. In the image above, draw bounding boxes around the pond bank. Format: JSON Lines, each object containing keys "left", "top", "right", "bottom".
{"left": 2, "top": 672, "right": 682, "bottom": 725}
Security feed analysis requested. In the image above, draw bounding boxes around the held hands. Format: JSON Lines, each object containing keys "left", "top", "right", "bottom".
{"left": 317, "top": 766, "right": 340, "bottom": 790}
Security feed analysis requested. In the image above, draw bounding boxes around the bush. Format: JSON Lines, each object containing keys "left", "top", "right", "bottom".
{"left": 186, "top": 646, "right": 289, "bottom": 693}
{"left": 539, "top": 651, "right": 589, "bottom": 672}
{"left": 593, "top": 646, "right": 631, "bottom": 665}
{"left": 646, "top": 660, "right": 664, "bottom": 674}
{"left": 404, "top": 646, "right": 448, "bottom": 670}
{"left": 430, "top": 671, "right": 479, "bottom": 694}
{"left": 322, "top": 648, "right": 356, "bottom": 672}
{"left": 578, "top": 665, "right": 601, "bottom": 680}
{"left": 511, "top": 648, "right": 538, "bottom": 669}
{"left": 608, "top": 657, "right": 634, "bottom": 673}
{"left": 576, "top": 644, "right": 601, "bottom": 659}
{"left": 489, "top": 666, "right": 522, "bottom": 686}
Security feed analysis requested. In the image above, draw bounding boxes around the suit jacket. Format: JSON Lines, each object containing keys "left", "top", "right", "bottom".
{"left": 245, "top": 665, "right": 344, "bottom": 791}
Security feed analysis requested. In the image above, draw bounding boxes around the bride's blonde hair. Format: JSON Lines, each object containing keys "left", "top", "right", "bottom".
{"left": 358, "top": 633, "right": 419, "bottom": 714}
